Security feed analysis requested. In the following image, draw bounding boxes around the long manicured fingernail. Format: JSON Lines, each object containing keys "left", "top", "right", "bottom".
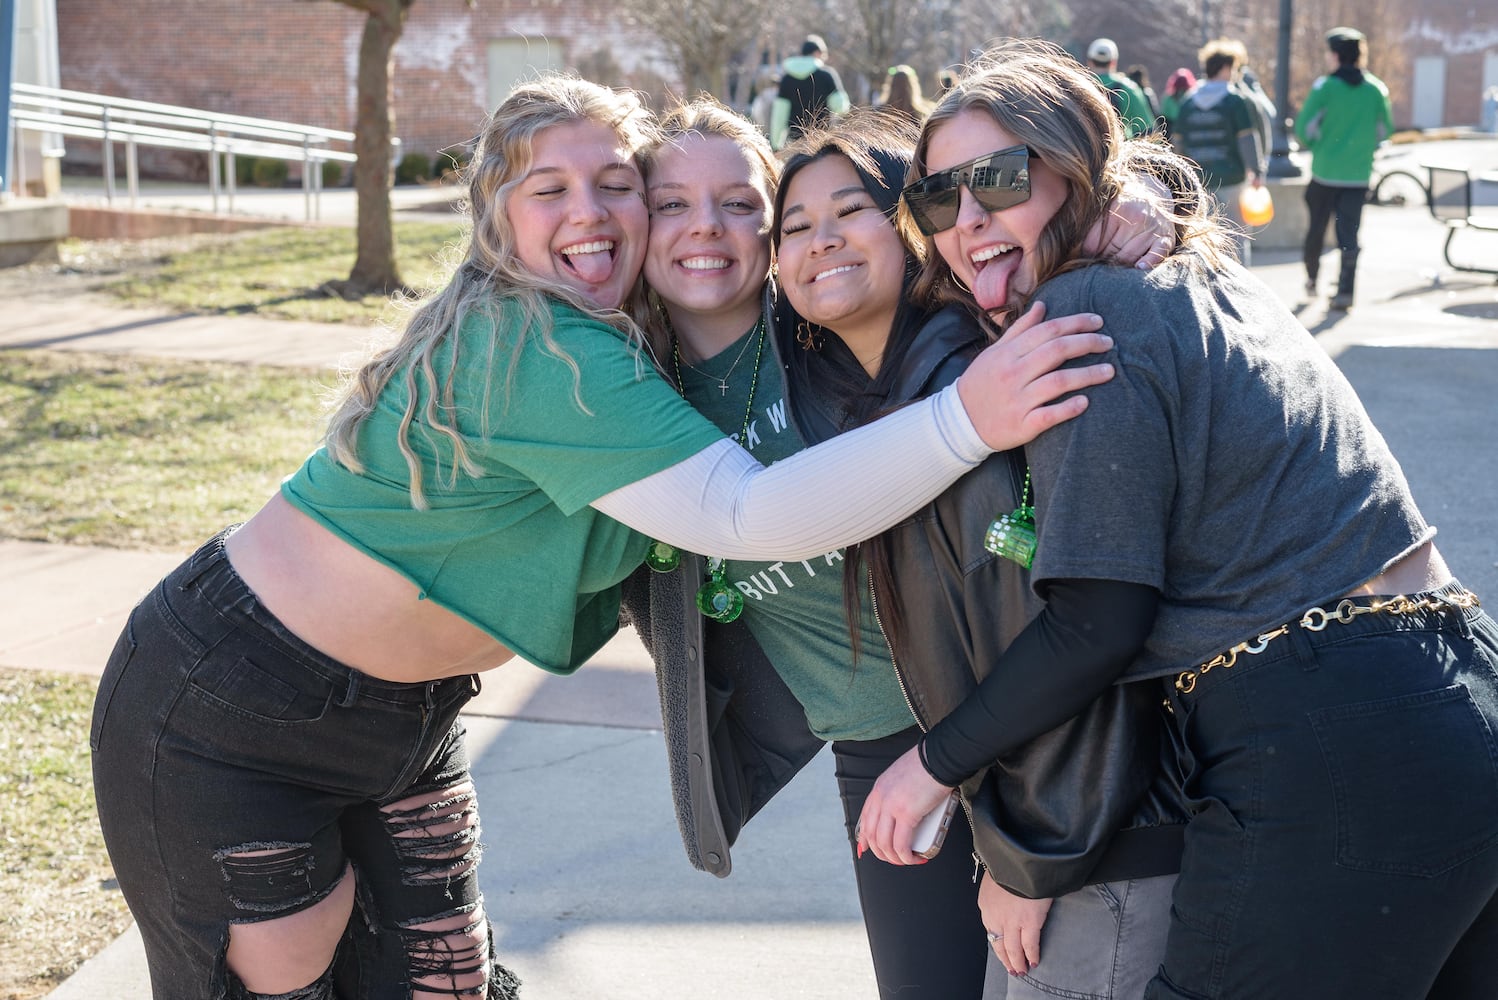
{"left": 857, "top": 843, "right": 865, "bottom": 860}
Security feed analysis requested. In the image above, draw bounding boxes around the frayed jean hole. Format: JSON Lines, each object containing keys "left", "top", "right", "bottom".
{"left": 381, "top": 784, "right": 482, "bottom": 880}
{"left": 402, "top": 905, "right": 491, "bottom": 1000}
{"left": 215, "top": 843, "right": 320, "bottom": 914}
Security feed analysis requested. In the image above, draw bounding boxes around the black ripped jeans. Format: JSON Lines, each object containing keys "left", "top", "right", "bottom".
{"left": 91, "top": 529, "right": 519, "bottom": 1000}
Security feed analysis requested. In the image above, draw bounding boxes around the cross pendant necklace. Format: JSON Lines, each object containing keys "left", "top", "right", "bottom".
{"left": 673, "top": 316, "right": 761, "bottom": 395}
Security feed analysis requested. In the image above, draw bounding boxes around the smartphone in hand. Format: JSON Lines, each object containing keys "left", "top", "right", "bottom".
{"left": 912, "top": 791, "right": 961, "bottom": 860}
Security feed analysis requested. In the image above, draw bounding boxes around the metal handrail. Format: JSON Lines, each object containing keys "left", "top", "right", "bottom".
{"left": 7, "top": 83, "right": 385, "bottom": 221}
{"left": 13, "top": 82, "right": 358, "bottom": 142}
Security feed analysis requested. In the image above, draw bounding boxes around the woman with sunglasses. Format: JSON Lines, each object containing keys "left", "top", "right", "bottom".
{"left": 774, "top": 112, "right": 1189, "bottom": 1000}
{"left": 858, "top": 41, "right": 1498, "bottom": 999}
{"left": 626, "top": 98, "right": 1189, "bottom": 999}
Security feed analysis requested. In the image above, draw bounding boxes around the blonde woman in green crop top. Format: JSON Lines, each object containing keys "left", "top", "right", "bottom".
{"left": 89, "top": 74, "right": 1120, "bottom": 1000}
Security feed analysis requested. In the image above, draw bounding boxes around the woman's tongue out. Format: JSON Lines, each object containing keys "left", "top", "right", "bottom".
{"left": 972, "top": 245, "right": 1020, "bottom": 314}
{"left": 562, "top": 240, "right": 615, "bottom": 285}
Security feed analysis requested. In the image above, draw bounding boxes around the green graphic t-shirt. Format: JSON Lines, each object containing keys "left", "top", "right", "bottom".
{"left": 677, "top": 324, "right": 913, "bottom": 741}
{"left": 282, "top": 299, "right": 723, "bottom": 673}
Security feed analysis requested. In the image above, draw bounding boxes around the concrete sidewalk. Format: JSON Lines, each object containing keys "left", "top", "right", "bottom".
{"left": 4, "top": 195, "right": 1497, "bottom": 999}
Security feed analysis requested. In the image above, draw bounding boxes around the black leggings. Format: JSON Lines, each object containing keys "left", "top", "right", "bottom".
{"left": 1302, "top": 178, "right": 1367, "bottom": 295}
{"left": 833, "top": 727, "right": 991, "bottom": 999}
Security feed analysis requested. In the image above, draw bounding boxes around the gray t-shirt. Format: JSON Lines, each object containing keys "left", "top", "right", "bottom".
{"left": 1025, "top": 258, "right": 1433, "bottom": 680}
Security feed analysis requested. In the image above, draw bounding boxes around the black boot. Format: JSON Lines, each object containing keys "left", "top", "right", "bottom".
{"left": 1331, "top": 249, "right": 1358, "bottom": 310}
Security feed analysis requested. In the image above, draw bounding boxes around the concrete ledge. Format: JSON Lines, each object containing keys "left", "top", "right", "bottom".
{"left": 68, "top": 205, "right": 305, "bottom": 240}
{"left": 1248, "top": 176, "right": 1311, "bottom": 252}
{"left": 0, "top": 199, "right": 69, "bottom": 267}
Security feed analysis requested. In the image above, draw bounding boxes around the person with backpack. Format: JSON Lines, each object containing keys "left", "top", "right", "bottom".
{"left": 1127, "top": 65, "right": 1163, "bottom": 125}
{"left": 770, "top": 34, "right": 851, "bottom": 150}
{"left": 1171, "top": 38, "right": 1266, "bottom": 263}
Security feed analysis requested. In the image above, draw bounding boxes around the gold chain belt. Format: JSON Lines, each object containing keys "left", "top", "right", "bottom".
{"left": 1173, "top": 589, "right": 1482, "bottom": 696}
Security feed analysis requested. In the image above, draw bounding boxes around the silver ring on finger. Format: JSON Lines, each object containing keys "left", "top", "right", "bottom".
{"left": 986, "top": 931, "right": 1003, "bottom": 943}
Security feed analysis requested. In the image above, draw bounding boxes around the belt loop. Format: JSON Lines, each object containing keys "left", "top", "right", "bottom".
{"left": 1440, "top": 585, "right": 1477, "bottom": 639}
{"left": 1287, "top": 614, "right": 1319, "bottom": 673}
{"left": 338, "top": 670, "right": 360, "bottom": 708}
{"left": 1453, "top": 600, "right": 1475, "bottom": 640}
{"left": 176, "top": 538, "right": 227, "bottom": 592}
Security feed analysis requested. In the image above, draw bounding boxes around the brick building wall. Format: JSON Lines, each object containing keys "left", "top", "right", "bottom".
{"left": 55, "top": 0, "right": 670, "bottom": 180}
{"left": 1401, "top": 9, "right": 1498, "bottom": 129}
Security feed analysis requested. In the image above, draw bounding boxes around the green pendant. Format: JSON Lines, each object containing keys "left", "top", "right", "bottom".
{"left": 695, "top": 560, "right": 744, "bottom": 622}
{"left": 645, "top": 540, "right": 680, "bottom": 573}
{"left": 984, "top": 505, "right": 1037, "bottom": 569}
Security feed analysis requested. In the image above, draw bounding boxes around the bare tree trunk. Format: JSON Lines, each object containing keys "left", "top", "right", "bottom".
{"left": 326, "top": 0, "right": 410, "bottom": 298}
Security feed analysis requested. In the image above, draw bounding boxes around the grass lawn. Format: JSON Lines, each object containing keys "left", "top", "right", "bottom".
{"left": 0, "top": 667, "right": 133, "bottom": 1000}
{"left": 0, "top": 350, "right": 332, "bottom": 550}
{"left": 0, "top": 348, "right": 332, "bottom": 996}
{"left": 97, "top": 221, "right": 466, "bottom": 326}
{"left": 0, "top": 221, "right": 386, "bottom": 993}
{"left": 0, "top": 348, "right": 331, "bottom": 997}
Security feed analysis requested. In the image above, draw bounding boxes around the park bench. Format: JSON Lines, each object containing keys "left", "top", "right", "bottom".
{"left": 1426, "top": 164, "right": 1498, "bottom": 279}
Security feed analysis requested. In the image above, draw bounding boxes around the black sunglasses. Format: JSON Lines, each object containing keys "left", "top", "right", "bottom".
{"left": 902, "top": 145, "right": 1033, "bottom": 236}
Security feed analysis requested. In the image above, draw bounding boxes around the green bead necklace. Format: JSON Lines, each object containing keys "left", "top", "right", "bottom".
{"left": 647, "top": 315, "right": 768, "bottom": 624}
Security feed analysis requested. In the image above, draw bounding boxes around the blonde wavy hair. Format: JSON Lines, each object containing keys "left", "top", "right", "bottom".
{"left": 907, "top": 39, "right": 1227, "bottom": 314}
{"left": 324, "top": 75, "right": 659, "bottom": 508}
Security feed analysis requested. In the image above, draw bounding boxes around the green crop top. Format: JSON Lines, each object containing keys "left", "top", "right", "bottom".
{"left": 281, "top": 298, "right": 723, "bottom": 673}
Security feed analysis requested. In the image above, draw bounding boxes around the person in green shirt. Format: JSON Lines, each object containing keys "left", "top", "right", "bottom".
{"left": 1086, "top": 37, "right": 1154, "bottom": 138}
{"left": 89, "top": 75, "right": 1121, "bottom": 1000}
{"left": 1295, "top": 26, "right": 1395, "bottom": 310}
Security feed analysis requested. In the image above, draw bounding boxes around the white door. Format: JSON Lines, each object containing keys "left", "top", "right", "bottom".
{"left": 1411, "top": 56, "right": 1446, "bottom": 129}
{"left": 487, "top": 37, "right": 563, "bottom": 113}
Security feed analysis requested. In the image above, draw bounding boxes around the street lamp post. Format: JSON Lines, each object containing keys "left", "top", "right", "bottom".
{"left": 1267, "top": 0, "right": 1302, "bottom": 177}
